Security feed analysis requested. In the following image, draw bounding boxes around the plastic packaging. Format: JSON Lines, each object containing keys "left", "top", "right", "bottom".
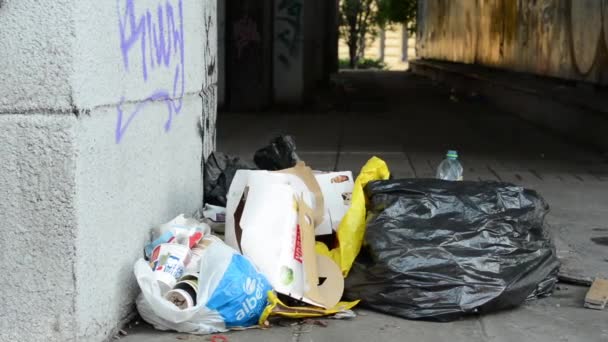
{"left": 259, "top": 292, "right": 359, "bottom": 323}
{"left": 135, "top": 236, "right": 272, "bottom": 334}
{"left": 345, "top": 179, "right": 560, "bottom": 322}
{"left": 436, "top": 150, "right": 463, "bottom": 181}
{"left": 145, "top": 215, "right": 210, "bottom": 260}
{"left": 204, "top": 152, "right": 258, "bottom": 207}
{"left": 315, "top": 157, "right": 390, "bottom": 277}
{"left": 253, "top": 135, "right": 300, "bottom": 171}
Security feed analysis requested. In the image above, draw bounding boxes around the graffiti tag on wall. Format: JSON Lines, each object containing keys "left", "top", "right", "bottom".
{"left": 276, "top": 0, "right": 302, "bottom": 67}
{"left": 115, "top": 0, "right": 185, "bottom": 143}
{"left": 233, "top": 15, "right": 261, "bottom": 59}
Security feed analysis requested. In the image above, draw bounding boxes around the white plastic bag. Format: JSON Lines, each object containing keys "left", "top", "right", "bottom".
{"left": 135, "top": 236, "right": 272, "bottom": 334}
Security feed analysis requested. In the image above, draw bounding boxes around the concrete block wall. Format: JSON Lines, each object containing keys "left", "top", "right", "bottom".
{"left": 0, "top": 0, "right": 217, "bottom": 341}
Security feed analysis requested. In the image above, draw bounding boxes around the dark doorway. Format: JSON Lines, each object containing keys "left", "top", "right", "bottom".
{"left": 225, "top": 0, "right": 273, "bottom": 111}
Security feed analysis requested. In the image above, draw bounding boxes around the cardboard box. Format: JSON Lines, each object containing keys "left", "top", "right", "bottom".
{"left": 225, "top": 163, "right": 343, "bottom": 309}
{"left": 314, "top": 172, "right": 354, "bottom": 236}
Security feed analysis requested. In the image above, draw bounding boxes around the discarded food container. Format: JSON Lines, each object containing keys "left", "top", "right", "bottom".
{"left": 166, "top": 276, "right": 199, "bottom": 309}
{"left": 145, "top": 215, "right": 210, "bottom": 260}
{"left": 166, "top": 289, "right": 196, "bottom": 310}
{"left": 135, "top": 235, "right": 272, "bottom": 334}
{"left": 150, "top": 243, "right": 191, "bottom": 294}
{"left": 185, "top": 250, "right": 204, "bottom": 275}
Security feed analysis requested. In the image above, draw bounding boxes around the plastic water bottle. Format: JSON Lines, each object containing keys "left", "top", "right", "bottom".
{"left": 436, "top": 150, "right": 463, "bottom": 181}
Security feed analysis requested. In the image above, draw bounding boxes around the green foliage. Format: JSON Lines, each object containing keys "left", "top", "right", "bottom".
{"left": 339, "top": 0, "right": 417, "bottom": 68}
{"left": 377, "top": 0, "right": 417, "bottom": 32}
{"left": 339, "top": 58, "right": 387, "bottom": 70}
{"left": 339, "top": 0, "right": 379, "bottom": 68}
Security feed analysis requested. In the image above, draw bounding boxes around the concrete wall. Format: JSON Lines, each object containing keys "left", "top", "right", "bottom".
{"left": 215, "top": 0, "right": 335, "bottom": 108}
{"left": 274, "top": 0, "right": 306, "bottom": 104}
{"left": 417, "top": 0, "right": 608, "bottom": 86}
{"left": 0, "top": 0, "right": 217, "bottom": 341}
{"left": 218, "top": 0, "right": 226, "bottom": 108}
{"left": 273, "top": 0, "right": 328, "bottom": 105}
{"left": 225, "top": 0, "right": 273, "bottom": 111}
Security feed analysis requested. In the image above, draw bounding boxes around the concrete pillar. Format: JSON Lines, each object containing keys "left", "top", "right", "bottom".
{"left": 218, "top": 0, "right": 226, "bottom": 109}
{"left": 273, "top": 0, "right": 335, "bottom": 105}
{"left": 0, "top": 0, "right": 217, "bottom": 341}
{"left": 225, "top": 0, "right": 273, "bottom": 111}
{"left": 273, "top": 0, "right": 306, "bottom": 105}
{"left": 324, "top": 0, "right": 340, "bottom": 78}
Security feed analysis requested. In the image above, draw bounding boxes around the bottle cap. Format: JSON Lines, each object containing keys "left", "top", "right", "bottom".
{"left": 446, "top": 150, "right": 458, "bottom": 159}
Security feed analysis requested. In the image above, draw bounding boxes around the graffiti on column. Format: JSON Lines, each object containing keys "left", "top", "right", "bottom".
{"left": 204, "top": 13, "right": 216, "bottom": 78}
{"left": 276, "top": 0, "right": 302, "bottom": 67}
{"left": 114, "top": 0, "right": 185, "bottom": 143}
{"left": 201, "top": 6, "right": 217, "bottom": 159}
{"left": 233, "top": 15, "right": 261, "bottom": 59}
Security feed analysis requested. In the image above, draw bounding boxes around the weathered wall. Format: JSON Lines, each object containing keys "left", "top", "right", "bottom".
{"left": 274, "top": 0, "right": 306, "bottom": 104}
{"left": 216, "top": 0, "right": 334, "bottom": 108}
{"left": 0, "top": 115, "right": 79, "bottom": 342}
{"left": 272, "top": 0, "right": 328, "bottom": 105}
{"left": 417, "top": 0, "right": 608, "bottom": 85}
{"left": 0, "top": 0, "right": 75, "bottom": 112}
{"left": 218, "top": 0, "right": 226, "bottom": 108}
{"left": 0, "top": 0, "right": 217, "bottom": 341}
{"left": 225, "top": 0, "right": 273, "bottom": 110}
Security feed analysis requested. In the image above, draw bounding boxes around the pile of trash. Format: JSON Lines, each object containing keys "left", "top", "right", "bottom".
{"left": 135, "top": 215, "right": 272, "bottom": 333}
{"left": 133, "top": 136, "right": 560, "bottom": 335}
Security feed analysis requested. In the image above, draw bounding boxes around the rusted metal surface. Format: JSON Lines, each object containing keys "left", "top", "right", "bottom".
{"left": 417, "top": 0, "right": 608, "bottom": 85}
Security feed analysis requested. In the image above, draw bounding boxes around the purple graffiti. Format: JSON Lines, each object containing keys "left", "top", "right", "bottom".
{"left": 115, "top": 0, "right": 185, "bottom": 143}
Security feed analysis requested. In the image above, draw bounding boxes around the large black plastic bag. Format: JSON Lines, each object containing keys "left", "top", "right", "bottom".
{"left": 203, "top": 152, "right": 257, "bottom": 206}
{"left": 345, "top": 179, "right": 560, "bottom": 322}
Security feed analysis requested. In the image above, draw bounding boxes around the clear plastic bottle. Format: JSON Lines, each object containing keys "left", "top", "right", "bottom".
{"left": 436, "top": 150, "right": 463, "bottom": 181}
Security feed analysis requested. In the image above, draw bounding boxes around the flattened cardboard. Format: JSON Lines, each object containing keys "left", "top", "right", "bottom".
{"left": 277, "top": 162, "right": 325, "bottom": 226}
{"left": 585, "top": 279, "right": 608, "bottom": 310}
{"left": 224, "top": 163, "right": 344, "bottom": 309}
{"left": 297, "top": 199, "right": 343, "bottom": 308}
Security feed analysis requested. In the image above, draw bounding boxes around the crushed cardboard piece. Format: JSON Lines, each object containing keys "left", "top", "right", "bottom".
{"left": 584, "top": 279, "right": 608, "bottom": 310}
{"left": 225, "top": 163, "right": 344, "bottom": 309}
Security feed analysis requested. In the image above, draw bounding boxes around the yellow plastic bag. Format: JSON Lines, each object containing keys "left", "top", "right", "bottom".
{"left": 259, "top": 292, "right": 360, "bottom": 323}
{"left": 316, "top": 157, "right": 390, "bottom": 277}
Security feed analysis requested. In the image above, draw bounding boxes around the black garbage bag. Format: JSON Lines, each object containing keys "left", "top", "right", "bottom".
{"left": 253, "top": 135, "right": 300, "bottom": 170}
{"left": 345, "top": 179, "right": 560, "bottom": 322}
{"left": 203, "top": 152, "right": 257, "bottom": 206}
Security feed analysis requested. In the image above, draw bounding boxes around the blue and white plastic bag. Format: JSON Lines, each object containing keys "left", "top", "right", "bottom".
{"left": 134, "top": 236, "right": 272, "bottom": 334}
